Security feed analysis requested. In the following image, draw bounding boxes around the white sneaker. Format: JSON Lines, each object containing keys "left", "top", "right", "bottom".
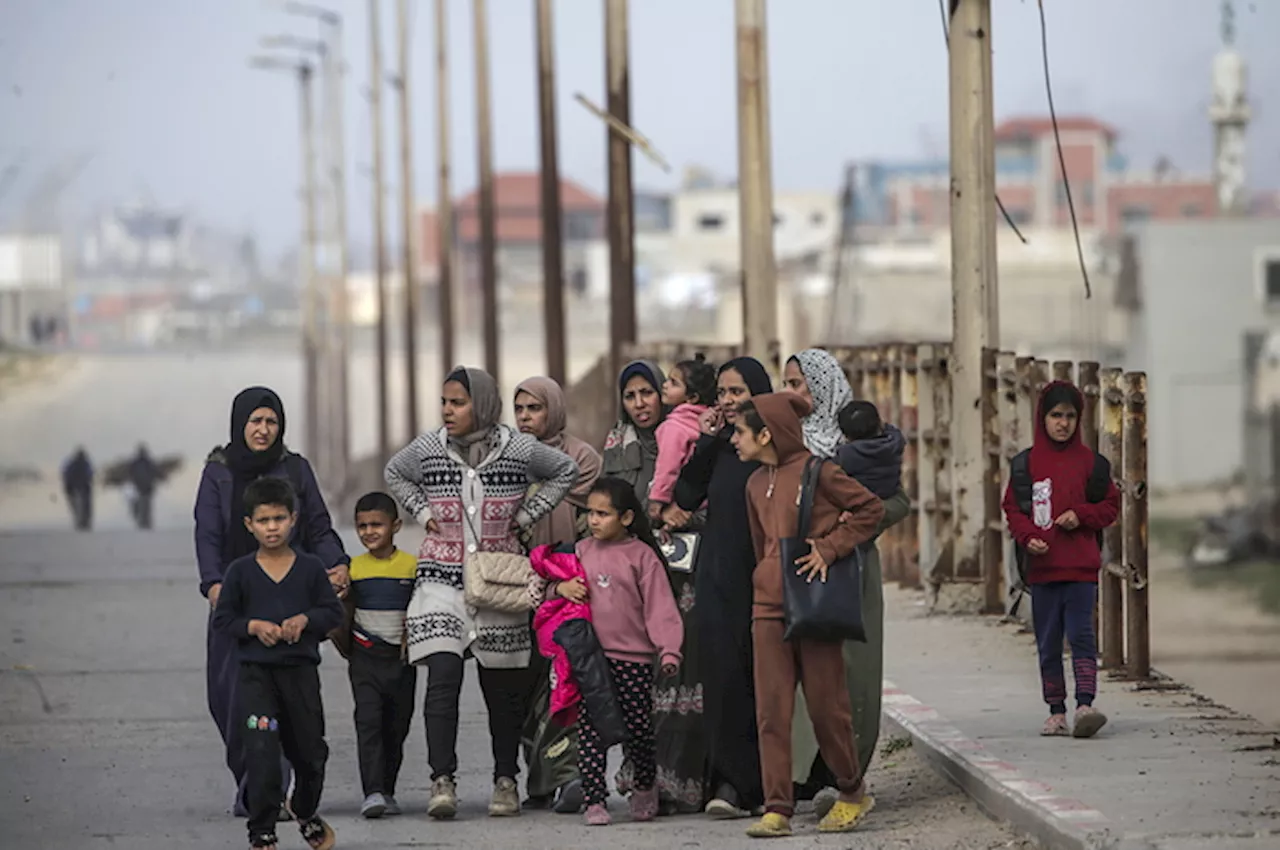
{"left": 361, "top": 792, "right": 388, "bottom": 819}
{"left": 429, "top": 776, "right": 458, "bottom": 820}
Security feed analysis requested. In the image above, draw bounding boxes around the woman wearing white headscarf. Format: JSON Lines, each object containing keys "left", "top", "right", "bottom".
{"left": 781, "top": 349, "right": 912, "bottom": 813}
{"left": 385, "top": 367, "right": 578, "bottom": 821}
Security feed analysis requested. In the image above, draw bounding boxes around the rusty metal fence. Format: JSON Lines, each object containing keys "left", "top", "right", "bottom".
{"left": 567, "top": 341, "right": 1152, "bottom": 678}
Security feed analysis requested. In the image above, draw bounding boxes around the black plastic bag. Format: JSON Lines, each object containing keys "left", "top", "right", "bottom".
{"left": 553, "top": 619, "right": 629, "bottom": 749}
{"left": 780, "top": 457, "right": 867, "bottom": 643}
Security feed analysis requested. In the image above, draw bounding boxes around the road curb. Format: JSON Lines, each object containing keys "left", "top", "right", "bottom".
{"left": 882, "top": 679, "right": 1118, "bottom": 850}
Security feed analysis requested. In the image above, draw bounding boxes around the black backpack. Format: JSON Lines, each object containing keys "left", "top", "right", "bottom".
{"left": 1007, "top": 449, "right": 1112, "bottom": 616}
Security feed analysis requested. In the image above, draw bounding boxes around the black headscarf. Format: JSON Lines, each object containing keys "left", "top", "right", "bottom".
{"left": 224, "top": 387, "right": 287, "bottom": 561}
{"left": 720, "top": 356, "right": 773, "bottom": 397}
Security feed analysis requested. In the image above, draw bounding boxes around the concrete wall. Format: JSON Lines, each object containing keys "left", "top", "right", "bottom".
{"left": 1136, "top": 219, "right": 1280, "bottom": 490}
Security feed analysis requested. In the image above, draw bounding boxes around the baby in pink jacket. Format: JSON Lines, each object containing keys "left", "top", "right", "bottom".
{"left": 648, "top": 356, "right": 718, "bottom": 522}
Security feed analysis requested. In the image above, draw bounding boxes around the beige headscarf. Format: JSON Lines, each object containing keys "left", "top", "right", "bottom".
{"left": 446, "top": 366, "right": 502, "bottom": 467}
{"left": 514, "top": 376, "right": 569, "bottom": 450}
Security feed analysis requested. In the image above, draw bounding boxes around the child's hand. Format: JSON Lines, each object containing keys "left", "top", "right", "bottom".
{"left": 207, "top": 583, "right": 222, "bottom": 609}
{"left": 795, "top": 542, "right": 829, "bottom": 583}
{"left": 660, "top": 661, "right": 679, "bottom": 678}
{"left": 662, "top": 504, "right": 692, "bottom": 531}
{"left": 1027, "top": 538, "right": 1050, "bottom": 555}
{"left": 249, "top": 619, "right": 283, "bottom": 647}
{"left": 327, "top": 564, "right": 350, "bottom": 598}
{"left": 1054, "top": 510, "right": 1080, "bottom": 530}
{"left": 556, "top": 577, "right": 589, "bottom": 604}
{"left": 648, "top": 502, "right": 664, "bottom": 523}
{"left": 280, "top": 614, "right": 309, "bottom": 643}
{"left": 698, "top": 408, "right": 724, "bottom": 436}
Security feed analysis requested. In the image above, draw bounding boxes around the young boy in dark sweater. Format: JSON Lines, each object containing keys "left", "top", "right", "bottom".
{"left": 1001, "top": 381, "right": 1120, "bottom": 739}
{"left": 212, "top": 476, "right": 344, "bottom": 850}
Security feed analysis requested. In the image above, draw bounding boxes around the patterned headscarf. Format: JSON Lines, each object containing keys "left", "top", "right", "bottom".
{"left": 789, "top": 348, "right": 853, "bottom": 459}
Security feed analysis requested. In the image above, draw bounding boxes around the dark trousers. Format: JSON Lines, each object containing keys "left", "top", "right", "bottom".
{"left": 1031, "top": 581, "right": 1099, "bottom": 712}
{"left": 422, "top": 652, "right": 533, "bottom": 781}
{"left": 579, "top": 657, "right": 655, "bottom": 806}
{"left": 66, "top": 488, "right": 92, "bottom": 530}
{"left": 207, "top": 618, "right": 292, "bottom": 806}
{"left": 349, "top": 643, "right": 418, "bottom": 797}
{"left": 238, "top": 662, "right": 328, "bottom": 838}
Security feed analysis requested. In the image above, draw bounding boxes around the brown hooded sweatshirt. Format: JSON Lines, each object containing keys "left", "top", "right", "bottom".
{"left": 746, "top": 393, "right": 885, "bottom": 620}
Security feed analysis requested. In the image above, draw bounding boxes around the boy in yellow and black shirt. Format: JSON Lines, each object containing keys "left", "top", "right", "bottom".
{"left": 347, "top": 492, "right": 418, "bottom": 819}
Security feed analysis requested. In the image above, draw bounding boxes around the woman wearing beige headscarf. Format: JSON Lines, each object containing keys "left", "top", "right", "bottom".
{"left": 385, "top": 367, "right": 578, "bottom": 821}
{"left": 514, "top": 376, "right": 602, "bottom": 550}
{"left": 512, "top": 376, "right": 603, "bottom": 813}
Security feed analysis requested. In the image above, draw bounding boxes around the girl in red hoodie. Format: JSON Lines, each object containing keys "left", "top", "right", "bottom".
{"left": 1002, "top": 381, "right": 1120, "bottom": 738}
{"left": 568, "top": 477, "right": 684, "bottom": 826}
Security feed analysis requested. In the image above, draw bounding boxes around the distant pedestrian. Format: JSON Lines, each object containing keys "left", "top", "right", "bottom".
{"left": 572, "top": 477, "right": 683, "bottom": 827}
{"left": 195, "top": 386, "right": 350, "bottom": 817}
{"left": 61, "top": 447, "right": 94, "bottom": 531}
{"left": 212, "top": 476, "right": 343, "bottom": 850}
{"left": 1002, "top": 381, "right": 1120, "bottom": 739}
{"left": 342, "top": 492, "right": 418, "bottom": 820}
{"left": 126, "top": 443, "right": 161, "bottom": 529}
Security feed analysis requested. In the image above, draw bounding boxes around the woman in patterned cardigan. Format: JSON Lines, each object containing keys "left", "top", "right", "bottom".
{"left": 384, "top": 367, "right": 578, "bottom": 821}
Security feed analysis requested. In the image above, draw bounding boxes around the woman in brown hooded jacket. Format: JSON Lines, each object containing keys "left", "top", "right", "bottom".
{"left": 733, "top": 392, "right": 884, "bottom": 838}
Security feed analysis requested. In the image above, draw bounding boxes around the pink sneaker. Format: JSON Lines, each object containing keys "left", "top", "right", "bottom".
{"left": 584, "top": 803, "right": 611, "bottom": 826}
{"left": 630, "top": 787, "right": 659, "bottom": 822}
{"left": 1041, "top": 714, "right": 1069, "bottom": 736}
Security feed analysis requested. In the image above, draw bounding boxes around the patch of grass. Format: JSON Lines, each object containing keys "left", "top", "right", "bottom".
{"left": 1188, "top": 560, "right": 1280, "bottom": 616}
{"left": 1149, "top": 516, "right": 1199, "bottom": 553}
{"left": 881, "top": 735, "right": 913, "bottom": 757}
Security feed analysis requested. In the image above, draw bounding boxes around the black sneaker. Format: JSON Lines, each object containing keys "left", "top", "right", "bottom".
{"left": 553, "top": 779, "right": 584, "bottom": 814}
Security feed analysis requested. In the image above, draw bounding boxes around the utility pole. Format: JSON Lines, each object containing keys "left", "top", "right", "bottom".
{"left": 473, "top": 0, "right": 500, "bottom": 382}
{"left": 435, "top": 0, "right": 455, "bottom": 380}
{"left": 299, "top": 64, "right": 321, "bottom": 469}
{"left": 734, "top": 0, "right": 778, "bottom": 370}
{"left": 368, "top": 0, "right": 391, "bottom": 462}
{"left": 604, "top": 0, "right": 636, "bottom": 375}
{"left": 396, "top": 0, "right": 420, "bottom": 437}
{"left": 947, "top": 0, "right": 1001, "bottom": 610}
{"left": 325, "top": 20, "right": 352, "bottom": 490}
{"left": 535, "top": 0, "right": 567, "bottom": 385}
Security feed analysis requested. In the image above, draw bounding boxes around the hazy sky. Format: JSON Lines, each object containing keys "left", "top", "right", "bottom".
{"left": 2, "top": 0, "right": 1277, "bottom": 257}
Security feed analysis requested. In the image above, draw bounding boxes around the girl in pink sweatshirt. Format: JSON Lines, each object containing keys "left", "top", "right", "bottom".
{"left": 566, "top": 476, "right": 684, "bottom": 826}
{"left": 648, "top": 356, "right": 718, "bottom": 521}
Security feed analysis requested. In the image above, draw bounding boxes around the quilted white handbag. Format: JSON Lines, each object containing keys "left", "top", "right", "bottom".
{"left": 463, "top": 551, "right": 535, "bottom": 613}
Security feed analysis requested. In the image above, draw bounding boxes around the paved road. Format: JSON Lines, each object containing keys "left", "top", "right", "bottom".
{"left": 0, "top": 529, "right": 1031, "bottom": 850}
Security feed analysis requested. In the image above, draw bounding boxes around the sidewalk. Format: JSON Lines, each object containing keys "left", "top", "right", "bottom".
{"left": 881, "top": 586, "right": 1280, "bottom": 850}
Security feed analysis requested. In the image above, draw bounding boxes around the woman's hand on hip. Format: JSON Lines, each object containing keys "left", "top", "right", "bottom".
{"left": 425, "top": 518, "right": 441, "bottom": 535}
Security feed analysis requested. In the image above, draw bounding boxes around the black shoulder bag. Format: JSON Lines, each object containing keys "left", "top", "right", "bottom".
{"left": 780, "top": 456, "right": 868, "bottom": 643}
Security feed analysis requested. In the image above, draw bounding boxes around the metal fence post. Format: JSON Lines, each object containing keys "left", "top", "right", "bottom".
{"left": 1052, "top": 360, "right": 1074, "bottom": 384}
{"left": 901, "top": 344, "right": 921, "bottom": 589}
{"left": 1078, "top": 361, "right": 1101, "bottom": 639}
{"left": 917, "top": 344, "right": 939, "bottom": 582}
{"left": 996, "top": 350, "right": 1019, "bottom": 613}
{"left": 1099, "top": 367, "right": 1125, "bottom": 669}
{"left": 932, "top": 344, "right": 954, "bottom": 585}
{"left": 1124, "top": 371, "right": 1150, "bottom": 679}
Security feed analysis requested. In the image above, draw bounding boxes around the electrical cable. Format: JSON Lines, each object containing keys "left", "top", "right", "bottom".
{"left": 1036, "top": 0, "right": 1093, "bottom": 298}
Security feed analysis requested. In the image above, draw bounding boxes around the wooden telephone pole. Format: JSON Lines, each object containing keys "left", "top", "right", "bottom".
{"left": 395, "top": 0, "right": 420, "bottom": 437}
{"left": 535, "top": 0, "right": 567, "bottom": 386}
{"left": 947, "top": 0, "right": 1002, "bottom": 610}
{"left": 435, "top": 0, "right": 455, "bottom": 380}
{"left": 473, "top": 0, "right": 500, "bottom": 382}
{"left": 734, "top": 0, "right": 778, "bottom": 370}
{"left": 604, "top": 0, "right": 636, "bottom": 374}
{"left": 368, "top": 0, "right": 391, "bottom": 462}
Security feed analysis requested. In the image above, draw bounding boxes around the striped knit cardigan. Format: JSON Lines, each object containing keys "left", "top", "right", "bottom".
{"left": 384, "top": 424, "right": 578, "bottom": 667}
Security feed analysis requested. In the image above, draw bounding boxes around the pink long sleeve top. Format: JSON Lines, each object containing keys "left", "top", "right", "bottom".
{"left": 575, "top": 536, "right": 683, "bottom": 668}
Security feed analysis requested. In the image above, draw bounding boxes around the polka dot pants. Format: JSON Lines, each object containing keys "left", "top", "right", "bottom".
{"left": 579, "top": 657, "right": 655, "bottom": 806}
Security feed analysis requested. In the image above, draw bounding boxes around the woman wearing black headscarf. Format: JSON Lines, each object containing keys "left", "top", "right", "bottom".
{"left": 667, "top": 357, "right": 773, "bottom": 818}
{"left": 194, "top": 386, "right": 350, "bottom": 817}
